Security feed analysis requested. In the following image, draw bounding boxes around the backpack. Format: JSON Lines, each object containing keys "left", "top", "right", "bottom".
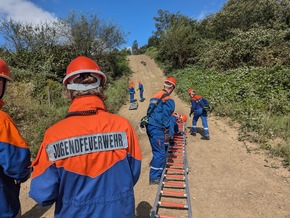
{"left": 197, "top": 97, "right": 211, "bottom": 112}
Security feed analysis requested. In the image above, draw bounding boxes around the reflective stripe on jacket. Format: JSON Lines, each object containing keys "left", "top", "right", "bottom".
{"left": 29, "top": 96, "right": 142, "bottom": 218}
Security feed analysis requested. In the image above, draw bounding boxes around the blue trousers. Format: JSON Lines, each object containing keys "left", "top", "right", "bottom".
{"left": 139, "top": 91, "right": 144, "bottom": 101}
{"left": 191, "top": 108, "right": 209, "bottom": 135}
{"left": 129, "top": 93, "right": 134, "bottom": 103}
{"left": 146, "top": 125, "right": 166, "bottom": 181}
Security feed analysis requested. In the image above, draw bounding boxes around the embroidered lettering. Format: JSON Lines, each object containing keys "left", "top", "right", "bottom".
{"left": 46, "top": 132, "right": 128, "bottom": 161}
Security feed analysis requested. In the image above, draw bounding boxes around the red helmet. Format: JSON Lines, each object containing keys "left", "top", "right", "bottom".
{"left": 181, "top": 114, "right": 187, "bottom": 122}
{"left": 63, "top": 56, "right": 107, "bottom": 90}
{"left": 0, "top": 59, "right": 12, "bottom": 81}
{"left": 188, "top": 88, "right": 195, "bottom": 95}
{"left": 164, "top": 77, "right": 176, "bottom": 88}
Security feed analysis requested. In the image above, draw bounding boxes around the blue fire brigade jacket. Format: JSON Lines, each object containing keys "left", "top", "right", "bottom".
{"left": 147, "top": 90, "right": 175, "bottom": 138}
{"left": 29, "top": 96, "right": 142, "bottom": 218}
{"left": 0, "top": 100, "right": 31, "bottom": 218}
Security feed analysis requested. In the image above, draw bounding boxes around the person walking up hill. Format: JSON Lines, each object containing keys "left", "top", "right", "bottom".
{"left": 188, "top": 88, "right": 210, "bottom": 140}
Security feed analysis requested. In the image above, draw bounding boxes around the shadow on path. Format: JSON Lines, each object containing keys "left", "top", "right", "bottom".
{"left": 22, "top": 204, "right": 52, "bottom": 218}
{"left": 187, "top": 126, "right": 206, "bottom": 137}
{"left": 135, "top": 201, "right": 152, "bottom": 218}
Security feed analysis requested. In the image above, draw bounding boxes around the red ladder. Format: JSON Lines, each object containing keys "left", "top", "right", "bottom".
{"left": 150, "top": 122, "right": 192, "bottom": 218}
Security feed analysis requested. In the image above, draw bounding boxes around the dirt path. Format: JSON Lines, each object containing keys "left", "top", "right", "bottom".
{"left": 19, "top": 54, "right": 290, "bottom": 218}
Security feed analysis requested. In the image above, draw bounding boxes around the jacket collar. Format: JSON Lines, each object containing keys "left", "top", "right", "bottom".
{"left": 69, "top": 95, "right": 107, "bottom": 113}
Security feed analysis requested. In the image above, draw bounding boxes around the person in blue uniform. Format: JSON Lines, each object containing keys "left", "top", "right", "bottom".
{"left": 0, "top": 59, "right": 31, "bottom": 218}
{"left": 145, "top": 77, "right": 176, "bottom": 184}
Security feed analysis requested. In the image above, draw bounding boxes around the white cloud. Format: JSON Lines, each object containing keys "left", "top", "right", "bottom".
{"left": 197, "top": 11, "right": 207, "bottom": 21}
{"left": 0, "top": 0, "right": 58, "bottom": 24}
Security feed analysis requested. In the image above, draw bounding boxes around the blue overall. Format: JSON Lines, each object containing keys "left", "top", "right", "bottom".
{"left": 146, "top": 90, "right": 175, "bottom": 182}
{"left": 129, "top": 87, "right": 135, "bottom": 103}
{"left": 190, "top": 95, "right": 209, "bottom": 135}
{"left": 138, "top": 83, "right": 145, "bottom": 101}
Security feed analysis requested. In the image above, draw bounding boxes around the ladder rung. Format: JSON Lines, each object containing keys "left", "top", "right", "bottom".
{"left": 158, "top": 214, "right": 181, "bottom": 218}
{"left": 169, "top": 146, "right": 184, "bottom": 149}
{"left": 158, "top": 201, "right": 188, "bottom": 209}
{"left": 168, "top": 150, "right": 184, "bottom": 153}
{"left": 165, "top": 174, "right": 185, "bottom": 179}
{"left": 165, "top": 168, "right": 184, "bottom": 173}
{"left": 167, "top": 154, "right": 184, "bottom": 158}
{"left": 170, "top": 144, "right": 183, "bottom": 148}
{"left": 163, "top": 181, "right": 186, "bottom": 187}
{"left": 167, "top": 163, "right": 184, "bottom": 167}
{"left": 168, "top": 157, "right": 184, "bottom": 161}
{"left": 161, "top": 190, "right": 187, "bottom": 197}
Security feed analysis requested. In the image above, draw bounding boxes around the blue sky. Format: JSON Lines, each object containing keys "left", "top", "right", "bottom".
{"left": 0, "top": 0, "right": 228, "bottom": 48}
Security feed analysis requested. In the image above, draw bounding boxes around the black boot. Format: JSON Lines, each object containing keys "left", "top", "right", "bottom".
{"left": 201, "top": 135, "right": 210, "bottom": 140}
{"left": 190, "top": 132, "right": 196, "bottom": 136}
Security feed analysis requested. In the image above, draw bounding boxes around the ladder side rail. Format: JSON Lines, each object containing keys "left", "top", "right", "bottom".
{"left": 150, "top": 141, "right": 171, "bottom": 218}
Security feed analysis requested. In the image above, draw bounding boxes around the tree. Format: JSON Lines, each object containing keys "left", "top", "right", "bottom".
{"left": 62, "top": 11, "right": 127, "bottom": 58}
{"left": 131, "top": 40, "right": 138, "bottom": 55}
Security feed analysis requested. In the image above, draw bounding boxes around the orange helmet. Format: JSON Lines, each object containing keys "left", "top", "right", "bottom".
{"left": 0, "top": 59, "right": 12, "bottom": 81}
{"left": 164, "top": 76, "right": 176, "bottom": 88}
{"left": 181, "top": 114, "right": 187, "bottom": 122}
{"left": 188, "top": 88, "right": 195, "bottom": 95}
{"left": 63, "top": 56, "right": 107, "bottom": 90}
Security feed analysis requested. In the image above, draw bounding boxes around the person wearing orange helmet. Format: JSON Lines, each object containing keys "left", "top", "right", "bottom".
{"left": 0, "top": 59, "right": 31, "bottom": 218}
{"left": 137, "top": 80, "right": 145, "bottom": 102}
{"left": 180, "top": 114, "right": 187, "bottom": 123}
{"left": 129, "top": 80, "right": 135, "bottom": 103}
{"left": 169, "top": 112, "right": 186, "bottom": 139}
{"left": 188, "top": 88, "right": 210, "bottom": 140}
{"left": 29, "top": 56, "right": 142, "bottom": 218}
{"left": 145, "top": 76, "right": 176, "bottom": 184}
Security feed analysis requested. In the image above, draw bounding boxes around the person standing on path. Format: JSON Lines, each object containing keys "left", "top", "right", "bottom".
{"left": 29, "top": 56, "right": 142, "bottom": 218}
{"left": 0, "top": 59, "right": 31, "bottom": 218}
{"left": 188, "top": 88, "right": 210, "bottom": 140}
{"left": 145, "top": 77, "right": 176, "bottom": 184}
{"left": 137, "top": 80, "right": 145, "bottom": 102}
{"left": 129, "top": 80, "right": 135, "bottom": 103}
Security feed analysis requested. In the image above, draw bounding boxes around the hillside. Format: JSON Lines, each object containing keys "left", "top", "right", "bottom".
{"left": 19, "top": 54, "right": 290, "bottom": 218}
